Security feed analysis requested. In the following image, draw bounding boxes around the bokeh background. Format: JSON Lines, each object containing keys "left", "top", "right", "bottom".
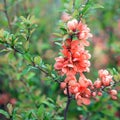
{"left": 0, "top": 0, "right": 120, "bottom": 119}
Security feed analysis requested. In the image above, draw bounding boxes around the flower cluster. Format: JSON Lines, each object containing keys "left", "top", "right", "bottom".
{"left": 94, "top": 69, "right": 118, "bottom": 100}
{"left": 54, "top": 18, "right": 117, "bottom": 106}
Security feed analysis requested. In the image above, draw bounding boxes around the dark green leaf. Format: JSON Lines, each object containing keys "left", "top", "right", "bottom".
{"left": 0, "top": 109, "right": 10, "bottom": 119}
{"left": 0, "top": 49, "right": 10, "bottom": 56}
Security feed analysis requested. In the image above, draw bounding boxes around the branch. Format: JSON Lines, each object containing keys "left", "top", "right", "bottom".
{"left": 64, "top": 84, "right": 72, "bottom": 120}
{"left": 3, "top": 0, "right": 12, "bottom": 32}
{"left": 3, "top": 41, "right": 60, "bottom": 84}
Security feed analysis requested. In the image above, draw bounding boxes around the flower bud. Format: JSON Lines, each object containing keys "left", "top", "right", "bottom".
{"left": 110, "top": 89, "right": 117, "bottom": 96}
{"left": 60, "top": 82, "right": 66, "bottom": 89}
{"left": 97, "top": 91, "right": 102, "bottom": 96}
{"left": 92, "top": 92, "right": 97, "bottom": 97}
{"left": 111, "top": 95, "right": 117, "bottom": 100}
{"left": 94, "top": 80, "right": 102, "bottom": 88}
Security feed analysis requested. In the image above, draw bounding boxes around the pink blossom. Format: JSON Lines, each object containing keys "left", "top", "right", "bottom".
{"left": 67, "top": 19, "right": 78, "bottom": 31}
{"left": 110, "top": 89, "right": 117, "bottom": 96}
{"left": 61, "top": 12, "right": 71, "bottom": 22}
{"left": 60, "top": 82, "right": 66, "bottom": 89}
{"left": 94, "top": 79, "right": 102, "bottom": 88}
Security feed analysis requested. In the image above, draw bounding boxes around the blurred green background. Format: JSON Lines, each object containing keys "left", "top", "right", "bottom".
{"left": 0, "top": 0, "right": 120, "bottom": 120}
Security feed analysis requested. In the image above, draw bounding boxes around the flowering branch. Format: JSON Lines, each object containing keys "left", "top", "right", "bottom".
{"left": 54, "top": 1, "right": 119, "bottom": 118}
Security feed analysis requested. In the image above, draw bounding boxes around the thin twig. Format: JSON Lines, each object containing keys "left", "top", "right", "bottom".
{"left": 85, "top": 0, "right": 89, "bottom": 4}
{"left": 3, "top": 41, "right": 60, "bottom": 84}
{"left": 3, "top": 0, "right": 12, "bottom": 32}
{"left": 73, "top": 0, "right": 75, "bottom": 8}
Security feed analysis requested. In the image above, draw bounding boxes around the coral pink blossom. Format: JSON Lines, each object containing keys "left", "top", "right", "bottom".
{"left": 9, "top": 98, "right": 17, "bottom": 105}
{"left": 97, "top": 91, "right": 102, "bottom": 96}
{"left": 67, "top": 20, "right": 92, "bottom": 46}
{"left": 98, "top": 69, "right": 113, "bottom": 86}
{"left": 54, "top": 39, "right": 91, "bottom": 76}
{"left": 77, "top": 21, "right": 93, "bottom": 40}
{"left": 111, "top": 95, "right": 117, "bottom": 100}
{"left": 110, "top": 89, "right": 117, "bottom": 95}
{"left": 67, "top": 19, "right": 78, "bottom": 31}
{"left": 98, "top": 69, "right": 109, "bottom": 78}
{"left": 61, "top": 12, "right": 71, "bottom": 22}
{"left": 94, "top": 79, "right": 102, "bottom": 88}
{"left": 60, "top": 82, "right": 66, "bottom": 89}
{"left": 54, "top": 17, "right": 116, "bottom": 106}
{"left": 76, "top": 94, "right": 91, "bottom": 106}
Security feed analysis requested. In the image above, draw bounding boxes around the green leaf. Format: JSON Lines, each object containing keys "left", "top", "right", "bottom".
{"left": 53, "top": 33, "right": 62, "bottom": 37}
{"left": 112, "top": 68, "right": 118, "bottom": 74}
{"left": 75, "top": 0, "right": 81, "bottom": 9}
{"left": 72, "top": 9, "right": 79, "bottom": 18}
{"left": 21, "top": 66, "right": 37, "bottom": 75}
{"left": 60, "top": 28, "right": 67, "bottom": 34}
{"left": 24, "top": 41, "right": 29, "bottom": 50}
{"left": 20, "top": 16, "right": 27, "bottom": 22}
{"left": 55, "top": 42, "right": 62, "bottom": 47}
{"left": 23, "top": 53, "right": 32, "bottom": 62}
{"left": 34, "top": 56, "right": 42, "bottom": 65}
{"left": 0, "top": 109, "right": 10, "bottom": 119}
{"left": 0, "top": 49, "right": 10, "bottom": 56}
{"left": 92, "top": 4, "right": 104, "bottom": 9}
{"left": 37, "top": 105, "right": 45, "bottom": 118}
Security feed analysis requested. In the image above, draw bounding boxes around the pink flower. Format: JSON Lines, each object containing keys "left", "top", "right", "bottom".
{"left": 9, "top": 98, "right": 17, "bottom": 105}
{"left": 109, "top": 89, "right": 117, "bottom": 96}
{"left": 54, "top": 57, "right": 65, "bottom": 70}
{"left": 67, "top": 19, "right": 78, "bottom": 31}
{"left": 98, "top": 69, "right": 109, "bottom": 78}
{"left": 61, "top": 12, "right": 71, "bottom": 22}
{"left": 98, "top": 69, "right": 113, "bottom": 86}
{"left": 94, "top": 79, "right": 102, "bottom": 88}
{"left": 111, "top": 95, "right": 117, "bottom": 100}
{"left": 54, "top": 16, "right": 116, "bottom": 107}
{"left": 76, "top": 94, "right": 91, "bottom": 106}
{"left": 97, "top": 91, "right": 102, "bottom": 96}
{"left": 60, "top": 82, "right": 66, "bottom": 89}
{"left": 77, "top": 22, "right": 93, "bottom": 40}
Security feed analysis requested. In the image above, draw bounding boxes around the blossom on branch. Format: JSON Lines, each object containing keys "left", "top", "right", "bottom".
{"left": 54, "top": 19, "right": 118, "bottom": 106}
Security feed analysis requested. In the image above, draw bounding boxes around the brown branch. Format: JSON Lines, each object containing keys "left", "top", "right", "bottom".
{"left": 3, "top": 0, "right": 12, "bottom": 32}
{"left": 64, "top": 84, "right": 72, "bottom": 120}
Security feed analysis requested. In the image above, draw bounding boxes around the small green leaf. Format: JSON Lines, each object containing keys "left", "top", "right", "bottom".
{"left": 22, "top": 66, "right": 37, "bottom": 75}
{"left": 23, "top": 53, "right": 32, "bottom": 62}
{"left": 112, "top": 68, "right": 118, "bottom": 74}
{"left": 37, "top": 105, "right": 45, "bottom": 118}
{"left": 60, "top": 28, "right": 67, "bottom": 34}
{"left": 53, "top": 33, "right": 62, "bottom": 37}
{"left": 34, "top": 56, "right": 42, "bottom": 65}
{"left": 24, "top": 41, "right": 29, "bottom": 50}
{"left": 55, "top": 42, "right": 62, "bottom": 47}
{"left": 0, "top": 49, "right": 10, "bottom": 56}
{"left": 92, "top": 4, "right": 104, "bottom": 9}
{"left": 0, "top": 109, "right": 10, "bottom": 119}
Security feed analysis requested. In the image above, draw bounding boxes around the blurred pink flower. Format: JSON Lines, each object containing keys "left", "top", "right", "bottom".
{"left": 61, "top": 12, "right": 71, "bottom": 22}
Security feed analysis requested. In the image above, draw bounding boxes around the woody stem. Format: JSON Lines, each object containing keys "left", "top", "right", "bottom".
{"left": 3, "top": 0, "right": 12, "bottom": 32}
{"left": 64, "top": 84, "right": 72, "bottom": 120}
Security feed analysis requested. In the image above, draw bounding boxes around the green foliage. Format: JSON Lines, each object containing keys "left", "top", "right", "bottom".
{"left": 0, "top": 109, "right": 10, "bottom": 119}
{"left": 0, "top": 0, "right": 120, "bottom": 120}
